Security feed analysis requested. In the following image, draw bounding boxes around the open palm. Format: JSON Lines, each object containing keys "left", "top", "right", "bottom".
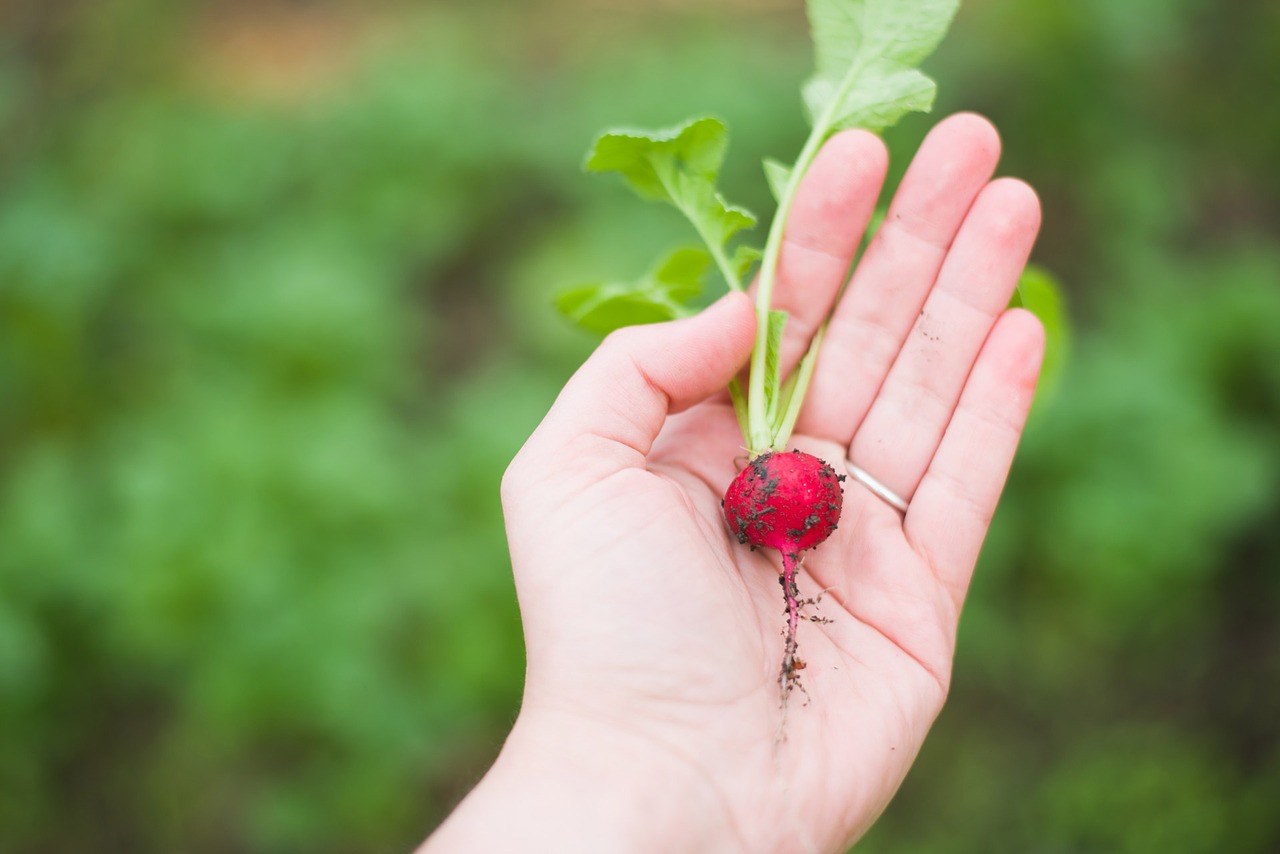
{"left": 459, "top": 114, "right": 1042, "bottom": 854}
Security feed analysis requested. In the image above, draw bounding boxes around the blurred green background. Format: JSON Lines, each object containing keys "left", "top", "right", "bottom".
{"left": 1, "top": 0, "right": 1277, "bottom": 851}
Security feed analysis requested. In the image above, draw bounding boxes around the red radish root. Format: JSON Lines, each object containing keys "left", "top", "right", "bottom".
{"left": 723, "top": 450, "right": 844, "bottom": 702}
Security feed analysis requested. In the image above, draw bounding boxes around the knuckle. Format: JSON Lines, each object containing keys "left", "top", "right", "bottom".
{"left": 598, "top": 323, "right": 647, "bottom": 358}
{"left": 499, "top": 449, "right": 530, "bottom": 510}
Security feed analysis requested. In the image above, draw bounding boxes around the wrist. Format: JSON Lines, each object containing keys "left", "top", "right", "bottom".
{"left": 421, "top": 702, "right": 748, "bottom": 853}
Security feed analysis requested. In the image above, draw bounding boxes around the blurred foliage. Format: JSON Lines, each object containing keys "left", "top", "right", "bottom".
{"left": 0, "top": 0, "right": 1276, "bottom": 852}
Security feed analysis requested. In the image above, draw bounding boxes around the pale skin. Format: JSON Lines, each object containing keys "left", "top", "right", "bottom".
{"left": 421, "top": 113, "right": 1044, "bottom": 854}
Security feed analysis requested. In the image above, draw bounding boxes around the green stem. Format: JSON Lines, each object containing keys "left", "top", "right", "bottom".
{"left": 728, "top": 377, "right": 750, "bottom": 441}
{"left": 746, "top": 145, "right": 814, "bottom": 451}
{"left": 701, "top": 229, "right": 743, "bottom": 292}
{"left": 746, "top": 59, "right": 869, "bottom": 453}
{"left": 771, "top": 321, "right": 827, "bottom": 450}
{"left": 653, "top": 159, "right": 744, "bottom": 293}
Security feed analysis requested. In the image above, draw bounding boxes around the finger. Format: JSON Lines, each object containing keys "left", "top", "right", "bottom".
{"left": 797, "top": 113, "right": 1001, "bottom": 442}
{"left": 511, "top": 292, "right": 756, "bottom": 486}
{"left": 847, "top": 177, "right": 1041, "bottom": 503}
{"left": 766, "top": 129, "right": 888, "bottom": 375}
{"left": 904, "top": 308, "right": 1044, "bottom": 606}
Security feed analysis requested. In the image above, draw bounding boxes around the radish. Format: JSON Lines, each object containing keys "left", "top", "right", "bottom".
{"left": 723, "top": 451, "right": 844, "bottom": 555}
{"left": 723, "top": 450, "right": 844, "bottom": 698}
{"left": 559, "top": 0, "right": 969, "bottom": 707}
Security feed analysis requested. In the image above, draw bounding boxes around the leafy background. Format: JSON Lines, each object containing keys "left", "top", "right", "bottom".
{"left": 1, "top": 0, "right": 1277, "bottom": 851}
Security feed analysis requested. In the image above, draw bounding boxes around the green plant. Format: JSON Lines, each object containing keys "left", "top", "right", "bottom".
{"left": 565, "top": 0, "right": 971, "bottom": 451}
{"left": 556, "top": 0, "right": 1065, "bottom": 706}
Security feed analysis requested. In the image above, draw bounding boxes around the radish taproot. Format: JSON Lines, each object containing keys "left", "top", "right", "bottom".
{"left": 723, "top": 450, "right": 844, "bottom": 698}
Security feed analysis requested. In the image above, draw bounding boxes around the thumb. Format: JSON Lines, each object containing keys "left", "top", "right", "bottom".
{"left": 516, "top": 291, "right": 756, "bottom": 480}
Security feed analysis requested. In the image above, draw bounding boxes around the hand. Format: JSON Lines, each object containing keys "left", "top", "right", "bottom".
{"left": 422, "top": 114, "right": 1044, "bottom": 854}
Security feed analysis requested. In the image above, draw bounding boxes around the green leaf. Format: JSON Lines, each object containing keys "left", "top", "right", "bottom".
{"left": 1009, "top": 263, "right": 1070, "bottom": 403}
{"left": 732, "top": 244, "right": 763, "bottom": 282}
{"left": 555, "top": 247, "right": 712, "bottom": 336}
{"left": 584, "top": 116, "right": 757, "bottom": 257}
{"left": 652, "top": 246, "right": 712, "bottom": 303}
{"left": 803, "top": 0, "right": 961, "bottom": 133}
{"left": 771, "top": 369, "right": 802, "bottom": 438}
{"left": 762, "top": 309, "right": 788, "bottom": 422}
{"left": 763, "top": 157, "right": 793, "bottom": 203}
{"left": 803, "top": 68, "right": 937, "bottom": 133}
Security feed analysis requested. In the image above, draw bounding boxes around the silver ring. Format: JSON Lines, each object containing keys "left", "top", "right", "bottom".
{"left": 845, "top": 461, "right": 908, "bottom": 513}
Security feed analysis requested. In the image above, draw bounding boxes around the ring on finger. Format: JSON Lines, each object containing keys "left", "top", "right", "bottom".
{"left": 844, "top": 460, "right": 909, "bottom": 514}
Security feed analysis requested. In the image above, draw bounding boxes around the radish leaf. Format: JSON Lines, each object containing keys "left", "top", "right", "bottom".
{"left": 556, "top": 247, "right": 711, "bottom": 335}
{"left": 804, "top": 68, "right": 937, "bottom": 134}
{"left": 763, "top": 157, "right": 792, "bottom": 203}
{"left": 1010, "top": 264, "right": 1069, "bottom": 404}
{"left": 762, "top": 309, "right": 788, "bottom": 423}
{"left": 732, "top": 245, "right": 763, "bottom": 281}
{"left": 803, "top": 0, "right": 960, "bottom": 133}
{"left": 585, "top": 117, "right": 756, "bottom": 290}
